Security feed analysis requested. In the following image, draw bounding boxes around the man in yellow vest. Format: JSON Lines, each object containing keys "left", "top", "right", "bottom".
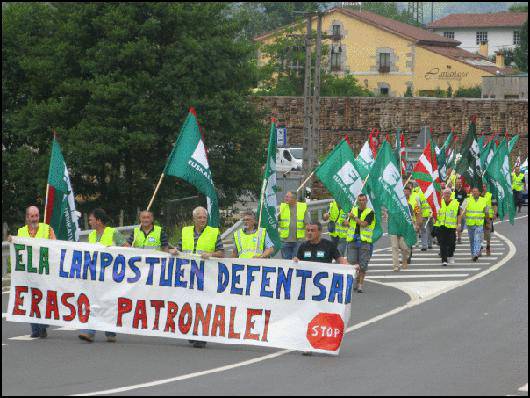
{"left": 512, "top": 165, "right": 526, "bottom": 213}
{"left": 459, "top": 187, "right": 490, "bottom": 262}
{"left": 346, "top": 194, "right": 375, "bottom": 293}
{"left": 9, "top": 206, "right": 56, "bottom": 338}
{"left": 170, "top": 206, "right": 224, "bottom": 260}
{"left": 323, "top": 200, "right": 348, "bottom": 256}
{"left": 79, "top": 208, "right": 125, "bottom": 343}
{"left": 437, "top": 189, "right": 460, "bottom": 266}
{"left": 232, "top": 210, "right": 274, "bottom": 258}
{"left": 278, "top": 191, "right": 309, "bottom": 260}
{"left": 123, "top": 210, "right": 168, "bottom": 252}
{"left": 481, "top": 185, "right": 497, "bottom": 256}
{"left": 171, "top": 206, "right": 223, "bottom": 349}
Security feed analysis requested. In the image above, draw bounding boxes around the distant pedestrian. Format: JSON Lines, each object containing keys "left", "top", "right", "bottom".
{"left": 436, "top": 189, "right": 460, "bottom": 266}
{"left": 460, "top": 188, "right": 490, "bottom": 262}
{"left": 346, "top": 194, "right": 375, "bottom": 293}
{"left": 452, "top": 178, "right": 467, "bottom": 244}
{"left": 278, "top": 192, "right": 309, "bottom": 259}
{"left": 323, "top": 200, "right": 348, "bottom": 256}
{"left": 512, "top": 165, "right": 526, "bottom": 213}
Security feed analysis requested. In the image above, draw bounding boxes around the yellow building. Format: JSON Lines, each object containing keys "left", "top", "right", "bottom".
{"left": 255, "top": 8, "right": 512, "bottom": 97}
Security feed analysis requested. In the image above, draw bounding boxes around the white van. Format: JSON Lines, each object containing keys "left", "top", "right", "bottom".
{"left": 276, "top": 147, "right": 303, "bottom": 173}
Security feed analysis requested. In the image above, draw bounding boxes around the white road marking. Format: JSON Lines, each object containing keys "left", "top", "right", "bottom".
{"left": 367, "top": 274, "right": 469, "bottom": 279}
{"left": 71, "top": 229, "right": 518, "bottom": 396}
{"left": 8, "top": 335, "right": 38, "bottom": 341}
{"left": 2, "top": 290, "right": 11, "bottom": 295}
{"left": 369, "top": 263, "right": 485, "bottom": 266}
{"left": 519, "top": 383, "right": 528, "bottom": 392}
{"left": 53, "top": 327, "right": 77, "bottom": 331}
{"left": 368, "top": 268, "right": 480, "bottom": 273}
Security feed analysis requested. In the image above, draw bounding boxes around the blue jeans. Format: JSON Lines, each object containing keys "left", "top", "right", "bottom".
{"left": 81, "top": 329, "right": 116, "bottom": 337}
{"left": 281, "top": 241, "right": 299, "bottom": 260}
{"left": 30, "top": 323, "right": 48, "bottom": 336}
{"left": 467, "top": 225, "right": 484, "bottom": 257}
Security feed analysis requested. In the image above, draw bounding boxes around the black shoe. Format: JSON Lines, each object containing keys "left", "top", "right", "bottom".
{"left": 421, "top": 248, "right": 427, "bottom": 252}
{"left": 357, "top": 288, "right": 363, "bottom": 293}
{"left": 428, "top": 246, "right": 433, "bottom": 249}
{"left": 472, "top": 256, "right": 478, "bottom": 262}
{"left": 302, "top": 351, "right": 313, "bottom": 356}
{"left": 442, "top": 262, "right": 448, "bottom": 267}
{"left": 192, "top": 341, "right": 207, "bottom": 348}
{"left": 30, "top": 332, "right": 40, "bottom": 338}
{"left": 39, "top": 328, "right": 47, "bottom": 338}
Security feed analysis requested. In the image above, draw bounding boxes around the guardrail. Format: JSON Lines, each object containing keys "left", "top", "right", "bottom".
{"left": 1, "top": 199, "right": 333, "bottom": 277}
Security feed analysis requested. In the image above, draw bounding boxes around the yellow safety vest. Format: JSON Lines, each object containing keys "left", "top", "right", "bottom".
{"left": 89, "top": 227, "right": 116, "bottom": 246}
{"left": 182, "top": 226, "right": 219, "bottom": 254}
{"left": 17, "top": 223, "right": 51, "bottom": 239}
{"left": 418, "top": 191, "right": 432, "bottom": 218}
{"left": 133, "top": 225, "right": 162, "bottom": 250}
{"left": 234, "top": 228, "right": 266, "bottom": 258}
{"left": 465, "top": 197, "right": 488, "bottom": 227}
{"left": 436, "top": 199, "right": 460, "bottom": 229}
{"left": 279, "top": 202, "right": 307, "bottom": 239}
{"left": 408, "top": 193, "right": 420, "bottom": 216}
{"left": 328, "top": 201, "right": 348, "bottom": 239}
{"left": 482, "top": 192, "right": 494, "bottom": 219}
{"left": 512, "top": 172, "right": 524, "bottom": 192}
{"left": 347, "top": 207, "right": 376, "bottom": 243}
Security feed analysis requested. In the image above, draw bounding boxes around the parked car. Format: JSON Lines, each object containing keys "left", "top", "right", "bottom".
{"left": 276, "top": 147, "right": 303, "bottom": 173}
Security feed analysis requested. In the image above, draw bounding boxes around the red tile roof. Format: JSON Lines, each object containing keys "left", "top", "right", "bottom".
{"left": 428, "top": 12, "right": 528, "bottom": 29}
{"left": 337, "top": 8, "right": 460, "bottom": 46}
{"left": 421, "top": 45, "right": 514, "bottom": 75}
{"left": 255, "top": 7, "right": 460, "bottom": 46}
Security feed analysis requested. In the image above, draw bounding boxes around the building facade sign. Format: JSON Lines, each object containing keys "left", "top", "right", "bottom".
{"left": 425, "top": 67, "right": 469, "bottom": 81}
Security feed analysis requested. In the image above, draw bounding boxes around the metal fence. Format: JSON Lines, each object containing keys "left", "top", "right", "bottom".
{"left": 1, "top": 199, "right": 332, "bottom": 277}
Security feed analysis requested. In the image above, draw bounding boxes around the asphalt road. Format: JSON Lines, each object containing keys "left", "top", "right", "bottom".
{"left": 2, "top": 209, "right": 528, "bottom": 396}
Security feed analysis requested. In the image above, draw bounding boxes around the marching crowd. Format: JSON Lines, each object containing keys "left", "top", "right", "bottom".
{"left": 8, "top": 165, "right": 527, "bottom": 345}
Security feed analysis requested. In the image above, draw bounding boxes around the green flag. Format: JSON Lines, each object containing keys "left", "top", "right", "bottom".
{"left": 455, "top": 119, "right": 483, "bottom": 188}
{"left": 258, "top": 121, "right": 282, "bottom": 253}
{"left": 363, "top": 141, "right": 417, "bottom": 246}
{"left": 45, "top": 138, "right": 80, "bottom": 241}
{"left": 480, "top": 139, "right": 495, "bottom": 173}
{"left": 508, "top": 134, "right": 520, "bottom": 153}
{"left": 164, "top": 108, "right": 220, "bottom": 227}
{"left": 441, "top": 132, "right": 454, "bottom": 152}
{"left": 484, "top": 139, "right": 515, "bottom": 224}
{"left": 354, "top": 141, "right": 375, "bottom": 179}
{"left": 315, "top": 139, "right": 383, "bottom": 241}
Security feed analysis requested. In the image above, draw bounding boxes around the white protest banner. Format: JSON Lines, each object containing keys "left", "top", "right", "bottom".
{"left": 7, "top": 238, "right": 356, "bottom": 355}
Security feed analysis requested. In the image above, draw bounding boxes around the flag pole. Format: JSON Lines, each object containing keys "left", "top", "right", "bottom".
{"left": 403, "top": 174, "right": 413, "bottom": 187}
{"left": 146, "top": 173, "right": 165, "bottom": 212}
{"left": 296, "top": 169, "right": 316, "bottom": 193}
{"left": 44, "top": 128, "right": 58, "bottom": 224}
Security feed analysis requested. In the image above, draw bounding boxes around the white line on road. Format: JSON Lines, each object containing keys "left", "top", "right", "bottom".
{"left": 8, "top": 335, "right": 38, "bottom": 341}
{"left": 367, "top": 274, "right": 469, "bottom": 279}
{"left": 368, "top": 268, "right": 480, "bottom": 273}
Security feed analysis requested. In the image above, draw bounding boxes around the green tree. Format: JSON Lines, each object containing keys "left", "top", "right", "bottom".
{"left": 404, "top": 85, "right": 413, "bottom": 97}
{"left": 509, "top": 3, "right": 528, "bottom": 12}
{"left": 2, "top": 3, "right": 265, "bottom": 228}
{"left": 514, "top": 19, "right": 528, "bottom": 72}
{"left": 454, "top": 85, "right": 482, "bottom": 98}
{"left": 446, "top": 85, "right": 453, "bottom": 98}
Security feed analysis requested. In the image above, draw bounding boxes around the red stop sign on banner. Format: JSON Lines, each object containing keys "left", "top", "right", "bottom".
{"left": 306, "top": 313, "right": 345, "bottom": 351}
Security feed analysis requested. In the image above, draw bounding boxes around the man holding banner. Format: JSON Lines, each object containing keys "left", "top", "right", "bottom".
{"left": 10, "top": 206, "right": 56, "bottom": 338}
{"left": 232, "top": 210, "right": 274, "bottom": 259}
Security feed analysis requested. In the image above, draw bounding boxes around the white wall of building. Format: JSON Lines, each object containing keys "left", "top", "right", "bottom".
{"left": 432, "top": 27, "right": 520, "bottom": 56}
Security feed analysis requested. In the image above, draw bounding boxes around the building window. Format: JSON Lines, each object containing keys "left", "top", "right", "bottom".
{"left": 331, "top": 45, "right": 341, "bottom": 71}
{"left": 476, "top": 31, "right": 488, "bottom": 45}
{"left": 380, "top": 87, "right": 389, "bottom": 96}
{"left": 332, "top": 24, "right": 341, "bottom": 39}
{"left": 443, "top": 31, "right": 455, "bottom": 39}
{"left": 513, "top": 31, "right": 520, "bottom": 45}
{"left": 379, "top": 52, "right": 391, "bottom": 73}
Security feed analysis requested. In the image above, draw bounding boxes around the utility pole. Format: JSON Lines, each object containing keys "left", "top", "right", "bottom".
{"left": 302, "top": 15, "right": 313, "bottom": 188}
{"left": 310, "top": 14, "right": 323, "bottom": 173}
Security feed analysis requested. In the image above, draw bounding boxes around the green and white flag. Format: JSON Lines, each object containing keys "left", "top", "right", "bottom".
{"left": 354, "top": 141, "right": 375, "bottom": 179}
{"left": 315, "top": 139, "right": 383, "bottom": 242}
{"left": 480, "top": 139, "right": 495, "bottom": 174}
{"left": 45, "top": 138, "right": 80, "bottom": 241}
{"left": 455, "top": 118, "right": 483, "bottom": 188}
{"left": 363, "top": 141, "right": 417, "bottom": 246}
{"left": 164, "top": 108, "right": 219, "bottom": 227}
{"left": 508, "top": 134, "right": 520, "bottom": 153}
{"left": 484, "top": 139, "right": 515, "bottom": 224}
{"left": 258, "top": 121, "right": 282, "bottom": 253}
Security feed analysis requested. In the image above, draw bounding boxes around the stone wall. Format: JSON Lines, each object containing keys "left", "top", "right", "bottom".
{"left": 252, "top": 96, "right": 528, "bottom": 156}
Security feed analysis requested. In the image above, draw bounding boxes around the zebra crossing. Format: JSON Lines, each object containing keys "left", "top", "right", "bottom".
{"left": 366, "top": 232, "right": 509, "bottom": 300}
